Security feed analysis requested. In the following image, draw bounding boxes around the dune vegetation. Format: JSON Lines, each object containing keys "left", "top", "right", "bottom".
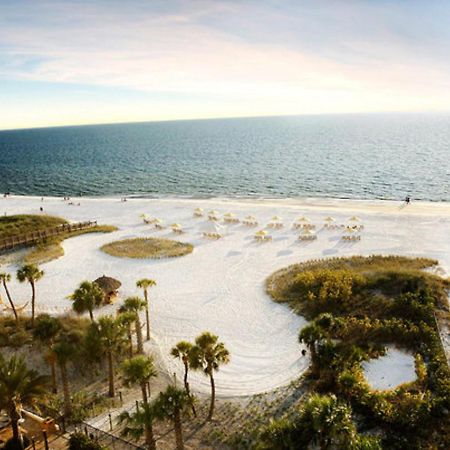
{"left": 24, "top": 224, "right": 117, "bottom": 264}
{"left": 0, "top": 214, "right": 117, "bottom": 264}
{"left": 259, "top": 255, "right": 450, "bottom": 449}
{"left": 100, "top": 237, "right": 193, "bottom": 259}
{"left": 0, "top": 214, "right": 68, "bottom": 239}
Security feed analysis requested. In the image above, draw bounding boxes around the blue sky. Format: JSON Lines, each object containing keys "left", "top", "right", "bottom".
{"left": 1, "top": 0, "right": 450, "bottom": 130}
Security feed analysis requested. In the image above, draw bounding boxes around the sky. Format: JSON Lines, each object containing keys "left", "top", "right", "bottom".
{"left": 1, "top": 0, "right": 450, "bottom": 130}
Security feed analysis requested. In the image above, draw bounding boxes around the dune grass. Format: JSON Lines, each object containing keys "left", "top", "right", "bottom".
{"left": 0, "top": 214, "right": 68, "bottom": 239}
{"left": 100, "top": 237, "right": 193, "bottom": 259}
{"left": 266, "top": 255, "right": 447, "bottom": 318}
{"left": 24, "top": 225, "right": 118, "bottom": 265}
{"left": 263, "top": 255, "right": 450, "bottom": 448}
{"left": 0, "top": 214, "right": 118, "bottom": 264}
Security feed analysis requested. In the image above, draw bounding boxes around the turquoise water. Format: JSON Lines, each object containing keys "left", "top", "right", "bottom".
{"left": 0, "top": 113, "right": 449, "bottom": 201}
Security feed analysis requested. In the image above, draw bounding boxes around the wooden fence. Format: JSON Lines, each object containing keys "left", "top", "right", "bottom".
{"left": 0, "top": 221, "right": 98, "bottom": 252}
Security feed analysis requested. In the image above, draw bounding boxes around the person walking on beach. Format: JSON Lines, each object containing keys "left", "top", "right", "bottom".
{"left": 405, "top": 196, "right": 411, "bottom": 205}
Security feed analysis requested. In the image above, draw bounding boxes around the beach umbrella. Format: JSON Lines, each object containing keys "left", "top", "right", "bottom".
{"left": 224, "top": 212, "right": 235, "bottom": 217}
{"left": 171, "top": 223, "right": 181, "bottom": 228}
{"left": 140, "top": 213, "right": 149, "bottom": 218}
{"left": 255, "top": 230, "right": 267, "bottom": 237}
{"left": 324, "top": 216, "right": 335, "bottom": 222}
{"left": 209, "top": 210, "right": 219, "bottom": 215}
{"left": 296, "top": 216, "right": 309, "bottom": 222}
{"left": 154, "top": 218, "right": 163, "bottom": 224}
{"left": 246, "top": 215, "right": 256, "bottom": 220}
{"left": 302, "top": 228, "right": 314, "bottom": 235}
{"left": 201, "top": 221, "right": 223, "bottom": 233}
{"left": 194, "top": 207, "right": 203, "bottom": 212}
{"left": 349, "top": 216, "right": 361, "bottom": 222}
{"left": 271, "top": 216, "right": 282, "bottom": 221}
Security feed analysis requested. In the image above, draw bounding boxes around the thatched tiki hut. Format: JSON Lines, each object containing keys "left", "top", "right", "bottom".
{"left": 94, "top": 275, "right": 121, "bottom": 303}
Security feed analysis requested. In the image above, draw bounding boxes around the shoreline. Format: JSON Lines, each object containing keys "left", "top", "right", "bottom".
{"left": 6, "top": 193, "right": 450, "bottom": 217}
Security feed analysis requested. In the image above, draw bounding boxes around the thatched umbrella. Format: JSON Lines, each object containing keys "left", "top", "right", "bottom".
{"left": 94, "top": 275, "right": 121, "bottom": 303}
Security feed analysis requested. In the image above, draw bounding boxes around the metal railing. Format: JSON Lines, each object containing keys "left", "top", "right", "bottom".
{"left": 79, "top": 423, "right": 145, "bottom": 450}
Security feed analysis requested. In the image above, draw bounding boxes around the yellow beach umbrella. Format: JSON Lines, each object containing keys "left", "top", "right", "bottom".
{"left": 324, "top": 216, "right": 335, "bottom": 222}
{"left": 194, "top": 207, "right": 203, "bottom": 212}
{"left": 209, "top": 210, "right": 219, "bottom": 215}
{"left": 171, "top": 223, "right": 181, "bottom": 228}
{"left": 271, "top": 216, "right": 282, "bottom": 221}
{"left": 296, "top": 216, "right": 309, "bottom": 222}
{"left": 246, "top": 215, "right": 256, "bottom": 220}
{"left": 154, "top": 218, "right": 163, "bottom": 224}
{"left": 349, "top": 216, "right": 361, "bottom": 222}
{"left": 255, "top": 230, "right": 267, "bottom": 237}
{"left": 302, "top": 228, "right": 314, "bottom": 235}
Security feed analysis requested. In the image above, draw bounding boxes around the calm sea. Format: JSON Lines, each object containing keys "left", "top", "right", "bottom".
{"left": 0, "top": 113, "right": 449, "bottom": 201}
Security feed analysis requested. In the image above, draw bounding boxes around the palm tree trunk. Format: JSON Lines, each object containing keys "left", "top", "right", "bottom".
{"left": 140, "top": 384, "right": 156, "bottom": 450}
{"left": 145, "top": 425, "right": 156, "bottom": 450}
{"left": 59, "top": 362, "right": 72, "bottom": 416}
{"left": 127, "top": 325, "right": 133, "bottom": 357}
{"left": 183, "top": 362, "right": 196, "bottom": 416}
{"left": 108, "top": 349, "right": 115, "bottom": 397}
{"left": 207, "top": 371, "right": 215, "bottom": 421}
{"left": 3, "top": 280, "right": 18, "bottom": 322}
{"left": 144, "top": 290, "right": 150, "bottom": 341}
{"left": 50, "top": 358, "right": 58, "bottom": 394}
{"left": 141, "top": 382, "right": 148, "bottom": 405}
{"left": 135, "top": 315, "right": 144, "bottom": 354}
{"left": 9, "top": 405, "right": 23, "bottom": 448}
{"left": 30, "top": 280, "right": 36, "bottom": 326}
{"left": 173, "top": 408, "right": 184, "bottom": 450}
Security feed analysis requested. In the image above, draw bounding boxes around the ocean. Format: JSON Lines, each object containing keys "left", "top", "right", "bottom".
{"left": 0, "top": 113, "right": 449, "bottom": 201}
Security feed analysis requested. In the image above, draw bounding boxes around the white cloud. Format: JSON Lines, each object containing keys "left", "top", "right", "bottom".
{"left": 1, "top": 0, "right": 450, "bottom": 129}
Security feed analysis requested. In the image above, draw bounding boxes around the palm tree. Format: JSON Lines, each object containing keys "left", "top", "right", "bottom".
{"left": 119, "top": 401, "right": 157, "bottom": 450}
{"left": 122, "top": 297, "right": 146, "bottom": 354}
{"left": 69, "top": 281, "right": 104, "bottom": 322}
{"left": 0, "top": 354, "right": 49, "bottom": 449}
{"left": 170, "top": 341, "right": 196, "bottom": 416}
{"left": 297, "top": 394, "right": 361, "bottom": 449}
{"left": 189, "top": 332, "right": 230, "bottom": 420}
{"left": 153, "top": 385, "right": 193, "bottom": 450}
{"left": 33, "top": 314, "right": 62, "bottom": 393}
{"left": 117, "top": 309, "right": 136, "bottom": 357}
{"left": 299, "top": 323, "right": 325, "bottom": 374}
{"left": 136, "top": 279, "right": 156, "bottom": 341}
{"left": 16, "top": 264, "right": 44, "bottom": 327}
{"left": 88, "top": 316, "right": 127, "bottom": 397}
{"left": 121, "top": 355, "right": 158, "bottom": 450}
{"left": 0, "top": 272, "right": 18, "bottom": 322}
{"left": 53, "top": 333, "right": 80, "bottom": 417}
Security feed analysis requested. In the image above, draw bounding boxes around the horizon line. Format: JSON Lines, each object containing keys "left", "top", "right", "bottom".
{"left": 1, "top": 109, "right": 450, "bottom": 133}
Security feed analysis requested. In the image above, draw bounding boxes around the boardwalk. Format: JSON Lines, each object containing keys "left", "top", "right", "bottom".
{"left": 0, "top": 221, "right": 98, "bottom": 252}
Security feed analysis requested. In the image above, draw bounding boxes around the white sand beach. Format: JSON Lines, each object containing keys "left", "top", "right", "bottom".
{"left": 1, "top": 195, "right": 449, "bottom": 397}
{"left": 362, "top": 346, "right": 416, "bottom": 391}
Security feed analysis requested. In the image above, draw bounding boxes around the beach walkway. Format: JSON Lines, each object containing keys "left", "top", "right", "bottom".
{"left": 0, "top": 220, "right": 98, "bottom": 252}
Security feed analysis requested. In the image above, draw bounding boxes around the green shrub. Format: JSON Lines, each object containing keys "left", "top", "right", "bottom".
{"left": 68, "top": 432, "right": 109, "bottom": 450}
